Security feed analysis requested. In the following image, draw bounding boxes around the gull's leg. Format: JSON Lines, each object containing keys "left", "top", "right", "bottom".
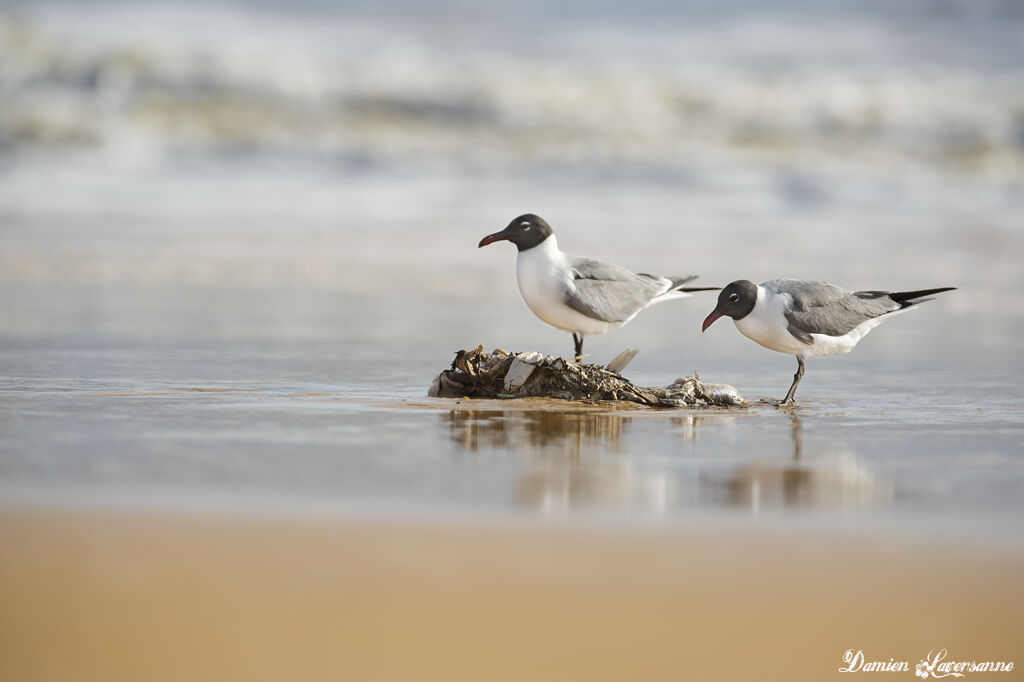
{"left": 572, "top": 333, "right": 584, "bottom": 360}
{"left": 779, "top": 356, "right": 805, "bottom": 406}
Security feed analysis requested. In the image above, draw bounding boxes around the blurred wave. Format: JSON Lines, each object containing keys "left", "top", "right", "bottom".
{"left": 1, "top": 1, "right": 1022, "bottom": 178}
{"left": 1, "top": 1, "right": 1022, "bottom": 343}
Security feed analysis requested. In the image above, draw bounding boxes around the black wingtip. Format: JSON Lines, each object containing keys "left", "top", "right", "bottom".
{"left": 890, "top": 287, "right": 957, "bottom": 305}
{"left": 679, "top": 286, "right": 722, "bottom": 292}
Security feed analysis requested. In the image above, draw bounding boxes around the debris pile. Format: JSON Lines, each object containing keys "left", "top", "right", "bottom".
{"left": 428, "top": 346, "right": 745, "bottom": 407}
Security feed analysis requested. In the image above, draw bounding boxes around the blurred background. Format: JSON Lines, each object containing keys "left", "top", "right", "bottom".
{"left": 1, "top": 0, "right": 1022, "bottom": 357}
{"left": 1, "top": 1, "right": 1023, "bottom": 679}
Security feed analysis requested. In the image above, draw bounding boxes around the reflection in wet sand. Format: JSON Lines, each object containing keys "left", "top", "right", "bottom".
{"left": 444, "top": 408, "right": 629, "bottom": 456}
{"left": 517, "top": 461, "right": 671, "bottom": 514}
{"left": 443, "top": 408, "right": 649, "bottom": 512}
{"left": 699, "top": 452, "right": 891, "bottom": 512}
{"left": 670, "top": 413, "right": 738, "bottom": 441}
{"left": 445, "top": 407, "right": 892, "bottom": 514}
{"left": 446, "top": 408, "right": 660, "bottom": 513}
{"left": 699, "top": 412, "right": 893, "bottom": 512}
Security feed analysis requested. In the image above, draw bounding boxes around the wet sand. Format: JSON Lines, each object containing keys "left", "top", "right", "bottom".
{"left": 1, "top": 504, "right": 1021, "bottom": 682}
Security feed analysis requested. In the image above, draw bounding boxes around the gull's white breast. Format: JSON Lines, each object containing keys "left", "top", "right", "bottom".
{"left": 733, "top": 285, "right": 807, "bottom": 355}
{"left": 515, "top": 236, "right": 616, "bottom": 336}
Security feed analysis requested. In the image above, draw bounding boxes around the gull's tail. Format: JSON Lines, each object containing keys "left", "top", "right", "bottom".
{"left": 646, "top": 274, "right": 722, "bottom": 306}
{"left": 890, "top": 287, "right": 957, "bottom": 308}
{"left": 668, "top": 275, "right": 720, "bottom": 293}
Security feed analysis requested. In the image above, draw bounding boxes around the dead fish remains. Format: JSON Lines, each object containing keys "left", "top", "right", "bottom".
{"left": 428, "top": 346, "right": 746, "bottom": 407}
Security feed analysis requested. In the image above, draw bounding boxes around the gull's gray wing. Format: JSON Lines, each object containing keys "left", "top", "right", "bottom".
{"left": 769, "top": 279, "right": 900, "bottom": 340}
{"left": 565, "top": 257, "right": 670, "bottom": 323}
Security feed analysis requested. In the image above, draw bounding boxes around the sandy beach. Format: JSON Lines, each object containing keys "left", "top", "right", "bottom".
{"left": 2, "top": 505, "right": 1022, "bottom": 682}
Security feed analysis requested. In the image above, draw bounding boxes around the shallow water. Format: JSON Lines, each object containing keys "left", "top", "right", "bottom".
{"left": 2, "top": 335, "right": 1022, "bottom": 530}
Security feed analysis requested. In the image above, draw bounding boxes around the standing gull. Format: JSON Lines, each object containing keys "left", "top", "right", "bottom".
{"left": 479, "top": 214, "right": 718, "bottom": 358}
{"left": 701, "top": 279, "right": 956, "bottom": 405}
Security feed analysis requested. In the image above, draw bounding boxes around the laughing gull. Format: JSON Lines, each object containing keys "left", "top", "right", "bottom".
{"left": 479, "top": 214, "right": 718, "bottom": 358}
{"left": 701, "top": 279, "right": 956, "bottom": 405}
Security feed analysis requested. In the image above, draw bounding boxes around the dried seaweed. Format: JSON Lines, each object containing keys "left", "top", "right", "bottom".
{"left": 428, "top": 346, "right": 745, "bottom": 407}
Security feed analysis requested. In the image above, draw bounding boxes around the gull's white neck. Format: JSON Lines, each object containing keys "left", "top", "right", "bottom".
{"left": 528, "top": 233, "right": 561, "bottom": 258}
{"left": 733, "top": 284, "right": 807, "bottom": 355}
{"left": 516, "top": 234, "right": 565, "bottom": 283}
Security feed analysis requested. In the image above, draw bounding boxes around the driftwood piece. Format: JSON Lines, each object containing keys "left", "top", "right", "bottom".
{"left": 428, "top": 346, "right": 746, "bottom": 407}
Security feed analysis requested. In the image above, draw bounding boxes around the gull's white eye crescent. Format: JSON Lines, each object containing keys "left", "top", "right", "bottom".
{"left": 729, "top": 292, "right": 740, "bottom": 302}
{"left": 521, "top": 221, "right": 532, "bottom": 229}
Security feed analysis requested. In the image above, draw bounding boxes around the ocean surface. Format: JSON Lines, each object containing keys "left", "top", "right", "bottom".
{"left": 1, "top": 1, "right": 1023, "bottom": 679}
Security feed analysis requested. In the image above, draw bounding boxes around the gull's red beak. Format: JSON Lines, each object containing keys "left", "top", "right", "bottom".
{"left": 702, "top": 309, "right": 724, "bottom": 333}
{"left": 478, "top": 229, "right": 514, "bottom": 248}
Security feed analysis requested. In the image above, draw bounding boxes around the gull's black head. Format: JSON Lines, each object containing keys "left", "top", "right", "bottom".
{"left": 702, "top": 280, "right": 758, "bottom": 332}
{"left": 478, "top": 213, "right": 554, "bottom": 252}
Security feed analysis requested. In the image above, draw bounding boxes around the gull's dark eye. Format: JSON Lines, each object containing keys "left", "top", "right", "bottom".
{"left": 728, "top": 292, "right": 740, "bottom": 303}
{"left": 521, "top": 222, "right": 532, "bottom": 230}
